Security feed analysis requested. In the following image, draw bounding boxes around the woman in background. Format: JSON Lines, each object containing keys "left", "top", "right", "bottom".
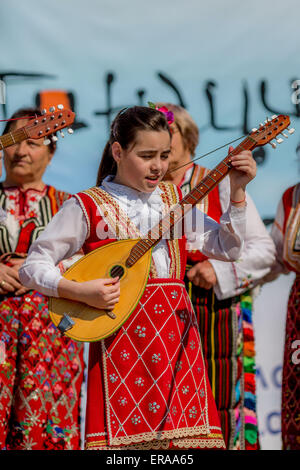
{"left": 160, "top": 102, "right": 275, "bottom": 449}
{"left": 270, "top": 183, "right": 300, "bottom": 450}
{"left": 0, "top": 108, "right": 84, "bottom": 450}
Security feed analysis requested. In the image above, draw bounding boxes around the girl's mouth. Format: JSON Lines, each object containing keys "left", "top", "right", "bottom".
{"left": 146, "top": 175, "right": 160, "bottom": 182}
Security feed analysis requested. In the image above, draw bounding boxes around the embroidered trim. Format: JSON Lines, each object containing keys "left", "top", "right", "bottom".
{"left": 86, "top": 434, "right": 225, "bottom": 450}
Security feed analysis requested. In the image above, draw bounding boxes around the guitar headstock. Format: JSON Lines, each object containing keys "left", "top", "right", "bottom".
{"left": 249, "top": 115, "right": 294, "bottom": 148}
{"left": 24, "top": 105, "right": 75, "bottom": 145}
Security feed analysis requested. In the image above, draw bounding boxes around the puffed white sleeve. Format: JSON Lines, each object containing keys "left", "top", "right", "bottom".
{"left": 184, "top": 199, "right": 247, "bottom": 262}
{"left": 19, "top": 198, "right": 88, "bottom": 297}
{"left": 208, "top": 178, "right": 276, "bottom": 299}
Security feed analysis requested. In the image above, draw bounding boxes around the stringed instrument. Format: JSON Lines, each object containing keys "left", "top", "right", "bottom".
{"left": 49, "top": 114, "right": 294, "bottom": 342}
{"left": 0, "top": 105, "right": 75, "bottom": 150}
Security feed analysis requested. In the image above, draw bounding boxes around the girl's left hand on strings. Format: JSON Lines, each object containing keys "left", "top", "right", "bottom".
{"left": 228, "top": 146, "right": 256, "bottom": 191}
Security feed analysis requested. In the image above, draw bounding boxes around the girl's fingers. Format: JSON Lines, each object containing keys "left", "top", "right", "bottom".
{"left": 232, "top": 165, "right": 254, "bottom": 173}
{"left": 102, "top": 277, "right": 119, "bottom": 285}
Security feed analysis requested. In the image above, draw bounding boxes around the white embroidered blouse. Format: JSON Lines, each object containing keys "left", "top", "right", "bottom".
{"left": 20, "top": 177, "right": 247, "bottom": 297}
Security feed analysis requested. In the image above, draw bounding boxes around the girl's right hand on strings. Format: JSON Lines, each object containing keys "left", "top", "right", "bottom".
{"left": 77, "top": 277, "right": 120, "bottom": 310}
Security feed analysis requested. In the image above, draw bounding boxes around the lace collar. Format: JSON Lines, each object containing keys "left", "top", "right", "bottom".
{"left": 100, "top": 175, "right": 163, "bottom": 207}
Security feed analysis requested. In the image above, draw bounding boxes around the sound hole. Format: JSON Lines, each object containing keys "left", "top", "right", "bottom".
{"left": 110, "top": 265, "right": 125, "bottom": 279}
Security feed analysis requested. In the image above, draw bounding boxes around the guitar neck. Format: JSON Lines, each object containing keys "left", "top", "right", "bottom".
{"left": 125, "top": 134, "right": 257, "bottom": 268}
{"left": 0, "top": 128, "right": 28, "bottom": 150}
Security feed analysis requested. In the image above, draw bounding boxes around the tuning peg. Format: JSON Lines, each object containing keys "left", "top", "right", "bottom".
{"left": 59, "top": 131, "right": 65, "bottom": 138}
{"left": 41, "top": 109, "right": 47, "bottom": 115}
{"left": 251, "top": 128, "right": 258, "bottom": 132}
{"left": 276, "top": 138, "right": 284, "bottom": 144}
{"left": 269, "top": 142, "right": 277, "bottom": 149}
{"left": 259, "top": 123, "right": 264, "bottom": 127}
{"left": 49, "top": 106, "right": 55, "bottom": 112}
{"left": 57, "top": 104, "right": 64, "bottom": 110}
{"left": 43, "top": 138, "right": 51, "bottom": 146}
{"left": 51, "top": 136, "right": 58, "bottom": 143}
{"left": 67, "top": 128, "right": 74, "bottom": 134}
{"left": 271, "top": 115, "right": 278, "bottom": 119}
{"left": 281, "top": 132, "right": 289, "bottom": 138}
{"left": 287, "top": 127, "right": 295, "bottom": 135}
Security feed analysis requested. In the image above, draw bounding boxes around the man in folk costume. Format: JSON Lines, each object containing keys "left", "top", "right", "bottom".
{"left": 160, "top": 103, "right": 276, "bottom": 449}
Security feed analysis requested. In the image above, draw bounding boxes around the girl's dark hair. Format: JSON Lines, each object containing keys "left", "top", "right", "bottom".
{"left": 2, "top": 107, "right": 56, "bottom": 152}
{"left": 96, "top": 106, "right": 171, "bottom": 186}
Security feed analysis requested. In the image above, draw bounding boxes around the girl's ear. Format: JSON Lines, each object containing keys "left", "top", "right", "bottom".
{"left": 111, "top": 142, "right": 123, "bottom": 164}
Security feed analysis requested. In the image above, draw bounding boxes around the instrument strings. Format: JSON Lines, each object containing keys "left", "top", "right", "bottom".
{"left": 167, "top": 135, "right": 246, "bottom": 174}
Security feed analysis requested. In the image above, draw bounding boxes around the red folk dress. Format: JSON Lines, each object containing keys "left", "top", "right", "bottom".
{"left": 0, "top": 184, "right": 84, "bottom": 450}
{"left": 74, "top": 183, "right": 225, "bottom": 450}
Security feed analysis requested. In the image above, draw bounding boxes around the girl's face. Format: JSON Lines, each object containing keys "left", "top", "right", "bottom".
{"left": 3, "top": 119, "right": 54, "bottom": 186}
{"left": 112, "top": 130, "right": 171, "bottom": 193}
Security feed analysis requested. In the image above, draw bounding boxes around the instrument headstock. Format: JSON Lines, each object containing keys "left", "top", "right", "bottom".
{"left": 249, "top": 114, "right": 294, "bottom": 149}
{"left": 24, "top": 105, "right": 75, "bottom": 145}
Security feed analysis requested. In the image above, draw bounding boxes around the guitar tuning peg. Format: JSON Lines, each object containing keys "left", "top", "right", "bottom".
{"left": 43, "top": 138, "right": 51, "bottom": 146}
{"left": 251, "top": 128, "right": 258, "bottom": 132}
{"left": 271, "top": 115, "right": 278, "bottom": 119}
{"left": 269, "top": 141, "right": 277, "bottom": 149}
{"left": 41, "top": 109, "right": 47, "bottom": 115}
{"left": 281, "top": 132, "right": 289, "bottom": 138}
{"left": 57, "top": 104, "right": 64, "bottom": 110}
{"left": 49, "top": 106, "right": 55, "bottom": 112}
{"left": 51, "top": 136, "right": 58, "bottom": 143}
{"left": 287, "top": 127, "right": 295, "bottom": 135}
{"left": 67, "top": 128, "right": 74, "bottom": 134}
{"left": 259, "top": 123, "right": 264, "bottom": 127}
{"left": 59, "top": 131, "right": 65, "bottom": 138}
{"left": 276, "top": 138, "right": 284, "bottom": 144}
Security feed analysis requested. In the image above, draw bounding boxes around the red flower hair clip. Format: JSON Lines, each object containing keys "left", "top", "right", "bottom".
{"left": 148, "top": 102, "right": 174, "bottom": 126}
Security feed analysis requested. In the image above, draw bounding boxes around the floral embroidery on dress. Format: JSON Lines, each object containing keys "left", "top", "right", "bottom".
{"left": 151, "top": 353, "right": 161, "bottom": 363}
{"left": 109, "top": 373, "right": 118, "bottom": 383}
{"left": 148, "top": 402, "right": 160, "bottom": 413}
{"left": 168, "top": 331, "right": 175, "bottom": 342}
{"left": 182, "top": 385, "right": 190, "bottom": 395}
{"left": 153, "top": 304, "right": 164, "bottom": 314}
{"left": 189, "top": 406, "right": 198, "bottom": 419}
{"left": 134, "top": 325, "right": 146, "bottom": 338}
{"left": 118, "top": 397, "right": 127, "bottom": 406}
{"left": 134, "top": 377, "right": 145, "bottom": 387}
{"left": 131, "top": 415, "right": 141, "bottom": 425}
{"left": 120, "top": 350, "right": 130, "bottom": 360}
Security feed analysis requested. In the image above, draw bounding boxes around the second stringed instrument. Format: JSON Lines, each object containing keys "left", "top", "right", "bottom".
{"left": 0, "top": 106, "right": 75, "bottom": 150}
{"left": 49, "top": 114, "right": 294, "bottom": 342}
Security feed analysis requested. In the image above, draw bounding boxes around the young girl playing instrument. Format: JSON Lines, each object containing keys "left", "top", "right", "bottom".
{"left": 20, "top": 106, "right": 256, "bottom": 450}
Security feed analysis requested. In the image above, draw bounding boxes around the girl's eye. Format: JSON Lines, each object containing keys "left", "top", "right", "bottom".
{"left": 161, "top": 154, "right": 169, "bottom": 160}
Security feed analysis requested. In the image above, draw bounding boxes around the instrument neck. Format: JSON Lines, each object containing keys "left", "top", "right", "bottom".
{"left": 125, "top": 135, "right": 256, "bottom": 268}
{"left": 0, "top": 128, "right": 28, "bottom": 150}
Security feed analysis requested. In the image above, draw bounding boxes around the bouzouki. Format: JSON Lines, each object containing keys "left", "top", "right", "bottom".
{"left": 49, "top": 114, "right": 294, "bottom": 342}
{"left": 0, "top": 106, "right": 75, "bottom": 150}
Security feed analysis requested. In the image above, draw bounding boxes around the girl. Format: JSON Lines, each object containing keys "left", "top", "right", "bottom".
{"left": 20, "top": 106, "right": 256, "bottom": 450}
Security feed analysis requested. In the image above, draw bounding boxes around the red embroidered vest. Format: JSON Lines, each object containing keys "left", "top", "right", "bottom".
{"left": 74, "top": 182, "right": 187, "bottom": 281}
